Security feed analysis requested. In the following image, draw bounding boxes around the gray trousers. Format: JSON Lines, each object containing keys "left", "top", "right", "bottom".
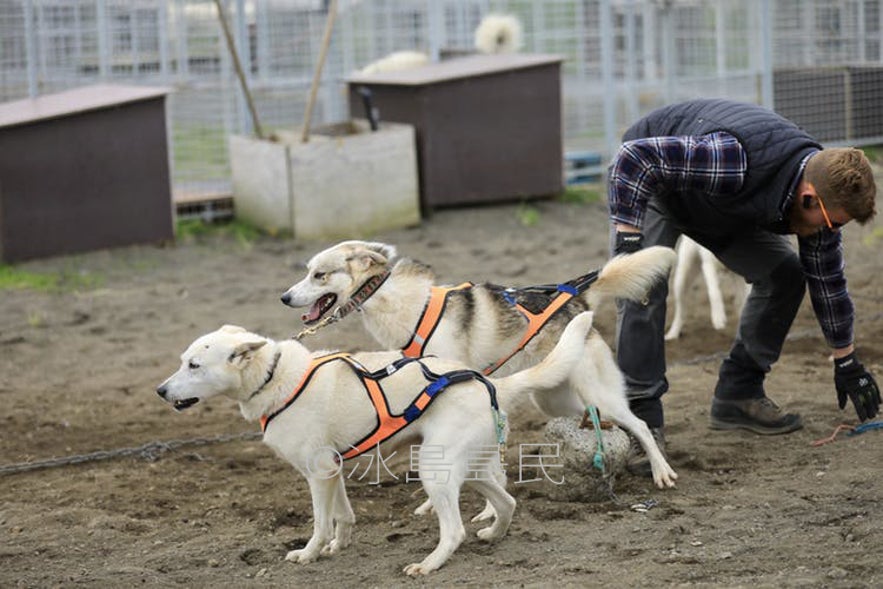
{"left": 611, "top": 199, "right": 807, "bottom": 425}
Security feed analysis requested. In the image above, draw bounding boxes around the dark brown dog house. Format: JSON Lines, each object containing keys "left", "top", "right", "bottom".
{"left": 0, "top": 84, "right": 174, "bottom": 263}
{"left": 347, "top": 53, "right": 564, "bottom": 210}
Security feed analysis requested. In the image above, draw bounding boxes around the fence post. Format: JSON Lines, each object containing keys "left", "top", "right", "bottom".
{"left": 97, "top": 0, "right": 109, "bottom": 80}
{"left": 427, "top": 0, "right": 444, "bottom": 62}
{"left": 759, "top": 0, "right": 773, "bottom": 108}
{"left": 24, "top": 0, "right": 37, "bottom": 97}
{"left": 599, "top": 0, "right": 617, "bottom": 158}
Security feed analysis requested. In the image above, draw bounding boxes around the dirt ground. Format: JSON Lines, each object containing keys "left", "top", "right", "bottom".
{"left": 2, "top": 195, "right": 882, "bottom": 588}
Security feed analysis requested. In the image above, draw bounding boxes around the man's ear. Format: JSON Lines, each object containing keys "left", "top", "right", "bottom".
{"left": 801, "top": 182, "right": 819, "bottom": 209}
{"left": 228, "top": 340, "right": 267, "bottom": 366}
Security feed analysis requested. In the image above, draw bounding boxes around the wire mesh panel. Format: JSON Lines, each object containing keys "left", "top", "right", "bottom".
{"left": 1, "top": 0, "right": 883, "bottom": 200}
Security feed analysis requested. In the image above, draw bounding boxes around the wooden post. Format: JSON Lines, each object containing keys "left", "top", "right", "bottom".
{"left": 301, "top": 0, "right": 339, "bottom": 143}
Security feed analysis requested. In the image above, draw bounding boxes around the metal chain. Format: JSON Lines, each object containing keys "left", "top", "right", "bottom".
{"left": 0, "top": 431, "right": 263, "bottom": 476}
{"left": 293, "top": 312, "right": 340, "bottom": 340}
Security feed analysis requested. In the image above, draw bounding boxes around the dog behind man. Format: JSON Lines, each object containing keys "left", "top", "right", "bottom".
{"left": 665, "top": 235, "right": 751, "bottom": 341}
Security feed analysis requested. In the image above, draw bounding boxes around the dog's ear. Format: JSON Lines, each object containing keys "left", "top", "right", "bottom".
{"left": 365, "top": 242, "right": 397, "bottom": 261}
{"left": 228, "top": 339, "right": 266, "bottom": 366}
{"left": 348, "top": 246, "right": 393, "bottom": 272}
{"left": 220, "top": 324, "right": 247, "bottom": 334}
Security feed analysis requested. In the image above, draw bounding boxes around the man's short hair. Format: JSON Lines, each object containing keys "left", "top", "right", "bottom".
{"left": 804, "top": 148, "right": 877, "bottom": 223}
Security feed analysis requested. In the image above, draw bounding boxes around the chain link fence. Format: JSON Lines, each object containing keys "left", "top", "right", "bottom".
{"left": 2, "top": 0, "right": 883, "bottom": 201}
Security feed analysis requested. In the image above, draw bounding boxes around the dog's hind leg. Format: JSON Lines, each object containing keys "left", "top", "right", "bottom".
{"left": 573, "top": 337, "right": 678, "bottom": 489}
{"left": 665, "top": 237, "right": 700, "bottom": 340}
{"left": 286, "top": 473, "right": 339, "bottom": 564}
{"left": 699, "top": 247, "right": 726, "bottom": 330}
{"left": 466, "top": 466, "right": 514, "bottom": 541}
{"left": 321, "top": 473, "right": 355, "bottom": 556}
{"left": 413, "top": 497, "right": 433, "bottom": 516}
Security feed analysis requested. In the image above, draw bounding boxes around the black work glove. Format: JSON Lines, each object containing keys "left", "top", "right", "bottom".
{"left": 614, "top": 231, "right": 643, "bottom": 255}
{"left": 834, "top": 352, "right": 881, "bottom": 421}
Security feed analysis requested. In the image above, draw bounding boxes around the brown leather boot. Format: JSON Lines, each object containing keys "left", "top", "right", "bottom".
{"left": 710, "top": 396, "right": 803, "bottom": 435}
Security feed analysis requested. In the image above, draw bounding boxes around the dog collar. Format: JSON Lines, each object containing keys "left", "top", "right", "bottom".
{"left": 248, "top": 349, "right": 282, "bottom": 400}
{"left": 336, "top": 270, "right": 392, "bottom": 318}
{"left": 294, "top": 270, "right": 391, "bottom": 340}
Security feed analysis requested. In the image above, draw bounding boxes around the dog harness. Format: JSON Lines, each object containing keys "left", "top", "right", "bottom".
{"left": 260, "top": 352, "right": 505, "bottom": 461}
{"left": 401, "top": 271, "right": 599, "bottom": 375}
{"left": 401, "top": 283, "right": 473, "bottom": 358}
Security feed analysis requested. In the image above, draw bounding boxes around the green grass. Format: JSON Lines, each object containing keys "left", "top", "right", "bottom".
{"left": 559, "top": 185, "right": 602, "bottom": 205}
{"left": 175, "top": 217, "right": 273, "bottom": 245}
{"left": 862, "top": 226, "right": 883, "bottom": 247}
{"left": 516, "top": 202, "right": 541, "bottom": 227}
{"left": 172, "top": 125, "right": 231, "bottom": 179}
{"left": 0, "top": 265, "right": 103, "bottom": 292}
{"left": 860, "top": 145, "right": 883, "bottom": 163}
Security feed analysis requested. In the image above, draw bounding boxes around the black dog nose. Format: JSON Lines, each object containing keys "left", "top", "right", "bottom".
{"left": 156, "top": 385, "right": 167, "bottom": 399}
{"left": 281, "top": 292, "right": 291, "bottom": 305}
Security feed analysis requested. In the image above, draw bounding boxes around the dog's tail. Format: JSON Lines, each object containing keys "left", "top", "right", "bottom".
{"left": 585, "top": 246, "right": 676, "bottom": 309}
{"left": 474, "top": 14, "right": 523, "bottom": 55}
{"left": 492, "top": 311, "right": 593, "bottom": 399}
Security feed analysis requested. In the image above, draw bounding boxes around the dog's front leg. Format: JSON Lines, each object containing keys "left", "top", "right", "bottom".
{"left": 285, "top": 475, "right": 338, "bottom": 564}
{"left": 321, "top": 473, "right": 355, "bottom": 556}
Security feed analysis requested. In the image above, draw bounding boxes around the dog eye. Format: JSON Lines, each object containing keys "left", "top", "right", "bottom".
{"left": 313, "top": 271, "right": 326, "bottom": 281}
{"left": 188, "top": 360, "right": 199, "bottom": 370}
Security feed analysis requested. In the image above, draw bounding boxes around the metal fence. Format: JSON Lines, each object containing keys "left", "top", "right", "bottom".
{"left": 2, "top": 0, "right": 883, "bottom": 200}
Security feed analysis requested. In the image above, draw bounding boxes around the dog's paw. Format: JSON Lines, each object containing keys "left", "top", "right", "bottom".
{"left": 476, "top": 525, "right": 506, "bottom": 542}
{"left": 413, "top": 498, "right": 434, "bottom": 516}
{"left": 320, "top": 538, "right": 347, "bottom": 556}
{"left": 469, "top": 505, "right": 496, "bottom": 523}
{"left": 285, "top": 548, "right": 319, "bottom": 564}
{"left": 403, "top": 562, "right": 436, "bottom": 576}
{"left": 653, "top": 467, "right": 679, "bottom": 489}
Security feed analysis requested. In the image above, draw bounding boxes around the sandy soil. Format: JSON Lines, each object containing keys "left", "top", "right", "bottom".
{"left": 1, "top": 196, "right": 882, "bottom": 588}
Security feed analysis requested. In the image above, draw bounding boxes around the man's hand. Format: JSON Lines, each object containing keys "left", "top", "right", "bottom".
{"left": 614, "top": 231, "right": 643, "bottom": 255}
{"left": 834, "top": 352, "right": 881, "bottom": 421}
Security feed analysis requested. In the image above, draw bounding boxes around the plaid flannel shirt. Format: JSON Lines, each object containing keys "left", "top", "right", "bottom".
{"left": 608, "top": 132, "right": 853, "bottom": 348}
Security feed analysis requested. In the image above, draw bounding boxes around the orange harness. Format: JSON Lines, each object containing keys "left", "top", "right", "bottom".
{"left": 260, "top": 353, "right": 502, "bottom": 461}
{"left": 401, "top": 272, "right": 599, "bottom": 375}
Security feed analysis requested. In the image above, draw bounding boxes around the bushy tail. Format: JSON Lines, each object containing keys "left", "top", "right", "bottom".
{"left": 492, "top": 311, "right": 593, "bottom": 399}
{"left": 474, "top": 14, "right": 524, "bottom": 54}
{"left": 586, "top": 246, "right": 676, "bottom": 308}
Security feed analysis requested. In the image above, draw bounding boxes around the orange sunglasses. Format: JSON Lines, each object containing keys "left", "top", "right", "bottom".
{"left": 814, "top": 193, "right": 842, "bottom": 230}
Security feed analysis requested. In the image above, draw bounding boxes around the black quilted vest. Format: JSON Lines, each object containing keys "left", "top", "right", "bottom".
{"left": 622, "top": 99, "right": 821, "bottom": 238}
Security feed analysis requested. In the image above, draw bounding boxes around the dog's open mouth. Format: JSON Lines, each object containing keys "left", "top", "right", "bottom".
{"left": 173, "top": 398, "right": 200, "bottom": 411}
{"left": 302, "top": 293, "right": 337, "bottom": 325}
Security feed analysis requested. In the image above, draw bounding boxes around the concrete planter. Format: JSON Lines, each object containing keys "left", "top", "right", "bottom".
{"left": 229, "top": 119, "right": 420, "bottom": 239}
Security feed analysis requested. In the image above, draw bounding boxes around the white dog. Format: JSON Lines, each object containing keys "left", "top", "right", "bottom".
{"left": 359, "top": 13, "right": 523, "bottom": 74}
{"left": 156, "top": 313, "right": 593, "bottom": 575}
{"left": 281, "top": 240, "right": 679, "bottom": 489}
{"left": 665, "top": 236, "right": 751, "bottom": 341}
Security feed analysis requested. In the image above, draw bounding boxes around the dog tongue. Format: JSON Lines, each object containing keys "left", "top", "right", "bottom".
{"left": 302, "top": 301, "right": 323, "bottom": 323}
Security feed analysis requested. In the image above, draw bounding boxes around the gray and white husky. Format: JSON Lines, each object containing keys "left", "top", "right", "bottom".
{"left": 281, "top": 240, "right": 678, "bottom": 489}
